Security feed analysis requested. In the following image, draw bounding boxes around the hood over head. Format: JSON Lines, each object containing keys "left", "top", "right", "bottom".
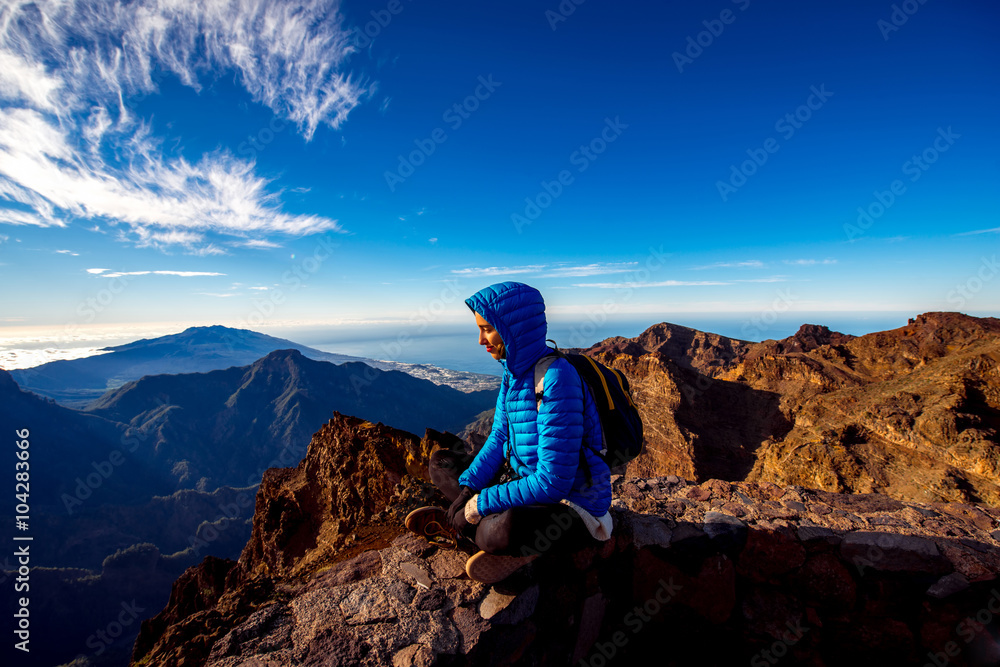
{"left": 465, "top": 282, "right": 549, "bottom": 376}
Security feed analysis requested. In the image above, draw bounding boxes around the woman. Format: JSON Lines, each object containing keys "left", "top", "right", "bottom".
{"left": 407, "top": 281, "right": 613, "bottom": 584}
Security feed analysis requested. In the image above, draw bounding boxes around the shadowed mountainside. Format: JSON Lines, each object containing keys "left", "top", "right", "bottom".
{"left": 85, "top": 348, "right": 495, "bottom": 492}
{"left": 0, "top": 368, "right": 169, "bottom": 512}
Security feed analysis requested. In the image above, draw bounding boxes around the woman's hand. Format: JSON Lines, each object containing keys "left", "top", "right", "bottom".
{"left": 447, "top": 486, "right": 475, "bottom": 530}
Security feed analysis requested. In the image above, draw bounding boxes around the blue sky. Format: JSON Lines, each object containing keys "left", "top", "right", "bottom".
{"left": 0, "top": 0, "right": 997, "bottom": 359}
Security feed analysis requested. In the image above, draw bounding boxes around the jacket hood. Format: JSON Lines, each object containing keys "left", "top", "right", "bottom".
{"left": 466, "top": 282, "right": 549, "bottom": 376}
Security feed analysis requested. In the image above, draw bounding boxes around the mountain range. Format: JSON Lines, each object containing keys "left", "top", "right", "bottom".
{"left": 9, "top": 325, "right": 499, "bottom": 408}
{"left": 4, "top": 314, "right": 999, "bottom": 666}
{"left": 583, "top": 311, "right": 1000, "bottom": 505}
{"left": 0, "top": 333, "right": 497, "bottom": 667}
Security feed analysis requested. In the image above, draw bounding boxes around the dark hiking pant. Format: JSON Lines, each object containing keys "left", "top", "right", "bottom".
{"left": 429, "top": 446, "right": 596, "bottom": 558}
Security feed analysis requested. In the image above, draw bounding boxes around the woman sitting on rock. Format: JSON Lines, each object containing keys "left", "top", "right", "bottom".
{"left": 407, "top": 281, "right": 613, "bottom": 584}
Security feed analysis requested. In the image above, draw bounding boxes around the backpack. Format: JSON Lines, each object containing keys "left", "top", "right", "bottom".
{"left": 534, "top": 345, "right": 644, "bottom": 471}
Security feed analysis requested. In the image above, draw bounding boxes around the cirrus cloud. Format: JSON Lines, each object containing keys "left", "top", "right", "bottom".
{"left": 0, "top": 0, "right": 366, "bottom": 249}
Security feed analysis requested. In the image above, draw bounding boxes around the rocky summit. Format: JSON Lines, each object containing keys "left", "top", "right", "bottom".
{"left": 584, "top": 312, "right": 1000, "bottom": 506}
{"left": 131, "top": 412, "right": 1000, "bottom": 666}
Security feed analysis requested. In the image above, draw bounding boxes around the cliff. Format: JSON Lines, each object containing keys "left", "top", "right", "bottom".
{"left": 584, "top": 312, "right": 1000, "bottom": 505}
{"left": 131, "top": 413, "right": 1000, "bottom": 666}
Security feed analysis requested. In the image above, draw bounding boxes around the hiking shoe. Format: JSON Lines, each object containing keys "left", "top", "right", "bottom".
{"left": 465, "top": 550, "right": 539, "bottom": 584}
{"left": 405, "top": 506, "right": 458, "bottom": 549}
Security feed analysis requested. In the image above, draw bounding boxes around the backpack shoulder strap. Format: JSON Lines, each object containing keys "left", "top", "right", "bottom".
{"left": 534, "top": 353, "right": 559, "bottom": 410}
{"left": 534, "top": 341, "right": 565, "bottom": 409}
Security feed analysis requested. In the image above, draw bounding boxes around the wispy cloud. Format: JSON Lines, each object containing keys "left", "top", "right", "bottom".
{"left": 537, "top": 262, "right": 638, "bottom": 278}
{"left": 451, "top": 262, "right": 638, "bottom": 279}
{"left": 88, "top": 269, "right": 225, "bottom": 279}
{"left": 783, "top": 259, "right": 837, "bottom": 265}
{"left": 692, "top": 260, "right": 764, "bottom": 270}
{"left": 573, "top": 280, "right": 729, "bottom": 288}
{"left": 0, "top": 0, "right": 366, "bottom": 249}
{"left": 55, "top": 249, "right": 78, "bottom": 256}
{"left": 236, "top": 239, "right": 283, "bottom": 249}
{"left": 451, "top": 265, "right": 547, "bottom": 278}
{"left": 734, "top": 276, "right": 788, "bottom": 283}
{"left": 956, "top": 226, "right": 1000, "bottom": 236}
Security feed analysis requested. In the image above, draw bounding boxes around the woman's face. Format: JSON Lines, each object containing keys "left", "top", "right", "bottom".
{"left": 475, "top": 312, "right": 506, "bottom": 360}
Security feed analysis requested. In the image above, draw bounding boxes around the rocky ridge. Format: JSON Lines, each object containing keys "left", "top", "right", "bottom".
{"left": 584, "top": 312, "right": 1000, "bottom": 505}
{"left": 132, "top": 413, "right": 1000, "bottom": 666}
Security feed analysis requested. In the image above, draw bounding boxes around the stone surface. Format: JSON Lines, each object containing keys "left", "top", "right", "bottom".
{"left": 703, "top": 511, "right": 748, "bottom": 552}
{"left": 479, "top": 585, "right": 539, "bottom": 625}
{"left": 926, "top": 572, "right": 971, "bottom": 599}
{"left": 840, "top": 532, "right": 950, "bottom": 575}
{"left": 393, "top": 644, "right": 435, "bottom": 667}
{"left": 631, "top": 514, "right": 673, "bottom": 549}
{"left": 132, "top": 413, "right": 1000, "bottom": 667}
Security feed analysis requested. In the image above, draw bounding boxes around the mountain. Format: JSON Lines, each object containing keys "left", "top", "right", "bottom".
{"left": 130, "top": 413, "right": 1000, "bottom": 666}
{"left": 584, "top": 312, "right": 1000, "bottom": 505}
{"left": 8, "top": 325, "right": 499, "bottom": 407}
{"left": 1, "top": 346, "right": 495, "bottom": 667}
{"left": 83, "top": 349, "right": 496, "bottom": 492}
{"left": 7, "top": 325, "right": 364, "bottom": 406}
{"left": 0, "top": 369, "right": 173, "bottom": 513}
{"left": 2, "top": 485, "right": 255, "bottom": 667}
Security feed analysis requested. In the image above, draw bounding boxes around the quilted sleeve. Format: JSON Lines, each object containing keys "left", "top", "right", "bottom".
{"left": 478, "top": 358, "right": 583, "bottom": 513}
{"left": 458, "top": 374, "right": 509, "bottom": 491}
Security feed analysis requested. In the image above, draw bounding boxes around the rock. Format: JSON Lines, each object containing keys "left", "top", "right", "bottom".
{"left": 387, "top": 579, "right": 416, "bottom": 605}
{"left": 413, "top": 587, "right": 448, "bottom": 611}
{"left": 393, "top": 644, "right": 435, "bottom": 667}
{"left": 306, "top": 550, "right": 383, "bottom": 591}
{"left": 590, "top": 313, "right": 1000, "bottom": 506}
{"left": 630, "top": 514, "right": 672, "bottom": 549}
{"left": 393, "top": 533, "right": 436, "bottom": 558}
{"left": 791, "top": 553, "right": 856, "bottom": 611}
{"left": 686, "top": 487, "right": 711, "bottom": 502}
{"left": 429, "top": 549, "right": 469, "bottom": 580}
{"left": 570, "top": 593, "right": 607, "bottom": 664}
{"left": 927, "top": 572, "right": 971, "bottom": 599}
{"left": 703, "top": 511, "right": 748, "bottom": 552}
{"left": 479, "top": 585, "right": 539, "bottom": 625}
{"left": 840, "top": 532, "right": 951, "bottom": 575}
{"left": 133, "top": 411, "right": 1000, "bottom": 667}
{"left": 737, "top": 528, "right": 806, "bottom": 582}
{"left": 450, "top": 605, "right": 489, "bottom": 652}
{"left": 339, "top": 586, "right": 396, "bottom": 625}
{"left": 399, "top": 561, "right": 433, "bottom": 590}
{"left": 796, "top": 525, "right": 842, "bottom": 548}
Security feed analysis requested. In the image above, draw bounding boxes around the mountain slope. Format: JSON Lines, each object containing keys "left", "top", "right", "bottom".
{"left": 585, "top": 312, "right": 1000, "bottom": 504}
{"left": 0, "top": 369, "right": 172, "bottom": 512}
{"left": 8, "top": 325, "right": 368, "bottom": 407}
{"left": 84, "top": 349, "right": 496, "bottom": 492}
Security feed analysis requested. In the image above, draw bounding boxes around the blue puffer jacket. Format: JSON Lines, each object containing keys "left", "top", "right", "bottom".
{"left": 459, "top": 282, "right": 612, "bottom": 518}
